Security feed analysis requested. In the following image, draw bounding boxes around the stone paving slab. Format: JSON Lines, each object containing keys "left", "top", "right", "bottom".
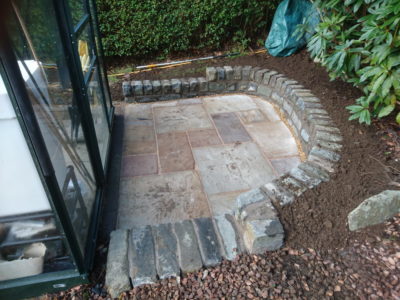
{"left": 270, "top": 156, "right": 301, "bottom": 175}
{"left": 157, "top": 132, "right": 194, "bottom": 173}
{"left": 154, "top": 104, "right": 213, "bottom": 133}
{"left": 211, "top": 112, "right": 252, "bottom": 143}
{"left": 153, "top": 223, "right": 180, "bottom": 279}
{"left": 193, "top": 142, "right": 276, "bottom": 195}
{"left": 123, "top": 125, "right": 156, "bottom": 155}
{"left": 204, "top": 94, "right": 257, "bottom": 114}
{"left": 129, "top": 225, "right": 157, "bottom": 287}
{"left": 188, "top": 128, "right": 222, "bottom": 148}
{"left": 121, "top": 154, "right": 158, "bottom": 177}
{"left": 118, "top": 171, "right": 210, "bottom": 228}
{"left": 174, "top": 220, "right": 203, "bottom": 273}
{"left": 208, "top": 191, "right": 246, "bottom": 216}
{"left": 237, "top": 109, "right": 267, "bottom": 124}
{"left": 193, "top": 218, "right": 222, "bottom": 267}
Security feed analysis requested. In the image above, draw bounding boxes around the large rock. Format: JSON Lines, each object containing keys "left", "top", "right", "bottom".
{"left": 348, "top": 190, "right": 400, "bottom": 231}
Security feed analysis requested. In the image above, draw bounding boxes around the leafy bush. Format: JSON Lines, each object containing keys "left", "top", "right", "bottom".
{"left": 96, "top": 0, "right": 279, "bottom": 58}
{"left": 304, "top": 0, "right": 400, "bottom": 124}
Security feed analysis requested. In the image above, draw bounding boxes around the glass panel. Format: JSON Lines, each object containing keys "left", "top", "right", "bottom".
{"left": 88, "top": 0, "right": 112, "bottom": 115}
{"left": 68, "top": 0, "right": 86, "bottom": 28}
{"left": 0, "top": 71, "right": 75, "bottom": 280}
{"left": 8, "top": 0, "right": 97, "bottom": 254}
{"left": 76, "top": 24, "right": 95, "bottom": 76}
{"left": 87, "top": 64, "right": 110, "bottom": 166}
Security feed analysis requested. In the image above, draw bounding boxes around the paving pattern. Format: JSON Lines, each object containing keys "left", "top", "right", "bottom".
{"left": 117, "top": 94, "right": 302, "bottom": 229}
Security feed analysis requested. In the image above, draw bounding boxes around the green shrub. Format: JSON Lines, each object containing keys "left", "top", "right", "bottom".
{"left": 303, "top": 0, "right": 400, "bottom": 124}
{"left": 96, "top": 0, "right": 279, "bottom": 58}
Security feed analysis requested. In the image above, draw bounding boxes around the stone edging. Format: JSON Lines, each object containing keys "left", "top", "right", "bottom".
{"left": 119, "top": 65, "right": 342, "bottom": 269}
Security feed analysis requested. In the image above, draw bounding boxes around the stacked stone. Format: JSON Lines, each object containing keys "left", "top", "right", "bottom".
{"left": 105, "top": 216, "right": 243, "bottom": 298}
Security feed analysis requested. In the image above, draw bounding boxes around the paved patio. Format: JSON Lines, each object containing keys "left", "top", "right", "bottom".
{"left": 116, "top": 94, "right": 302, "bottom": 229}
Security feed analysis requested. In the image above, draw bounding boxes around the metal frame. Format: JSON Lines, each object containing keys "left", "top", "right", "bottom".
{"left": 0, "top": 0, "right": 114, "bottom": 297}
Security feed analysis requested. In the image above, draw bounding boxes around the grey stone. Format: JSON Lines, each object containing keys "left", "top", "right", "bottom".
{"left": 305, "top": 108, "right": 329, "bottom": 116}
{"left": 198, "top": 77, "right": 208, "bottom": 92}
{"left": 181, "top": 78, "right": 190, "bottom": 94}
{"left": 348, "top": 190, "right": 400, "bottom": 231}
{"left": 315, "top": 130, "right": 343, "bottom": 143}
{"left": 269, "top": 74, "right": 285, "bottom": 87}
{"left": 170, "top": 79, "right": 182, "bottom": 94}
{"left": 238, "top": 82, "right": 249, "bottom": 91}
{"left": 152, "top": 80, "right": 162, "bottom": 94}
{"left": 262, "top": 181, "right": 295, "bottom": 206}
{"left": 298, "top": 161, "right": 330, "bottom": 182}
{"left": 105, "top": 229, "right": 131, "bottom": 299}
{"left": 237, "top": 199, "right": 277, "bottom": 223}
{"left": 257, "top": 85, "right": 272, "bottom": 98}
{"left": 280, "top": 80, "right": 298, "bottom": 94}
{"left": 153, "top": 223, "right": 180, "bottom": 279}
{"left": 316, "top": 140, "right": 343, "bottom": 152}
{"left": 243, "top": 219, "right": 284, "bottom": 254}
{"left": 136, "top": 96, "right": 159, "bottom": 103}
{"left": 189, "top": 78, "right": 199, "bottom": 92}
{"left": 308, "top": 153, "right": 336, "bottom": 173}
{"left": 250, "top": 67, "right": 261, "bottom": 80}
{"left": 174, "top": 220, "right": 203, "bottom": 273}
{"left": 275, "top": 77, "right": 289, "bottom": 92}
{"left": 206, "top": 67, "right": 217, "bottom": 81}
{"left": 233, "top": 66, "right": 242, "bottom": 80}
{"left": 310, "top": 117, "right": 335, "bottom": 127}
{"left": 248, "top": 82, "right": 258, "bottom": 92}
{"left": 271, "top": 92, "right": 284, "bottom": 105}
{"left": 301, "top": 129, "right": 310, "bottom": 142}
{"left": 131, "top": 80, "right": 143, "bottom": 96}
{"left": 283, "top": 84, "right": 305, "bottom": 97}
{"left": 289, "top": 167, "right": 321, "bottom": 189}
{"left": 224, "top": 66, "right": 234, "bottom": 80}
{"left": 122, "top": 81, "right": 131, "bottom": 97}
{"left": 262, "top": 70, "right": 278, "bottom": 85}
{"left": 310, "top": 146, "right": 341, "bottom": 162}
{"left": 236, "top": 188, "right": 267, "bottom": 215}
{"left": 214, "top": 215, "right": 241, "bottom": 260}
{"left": 255, "top": 69, "right": 269, "bottom": 83}
{"left": 143, "top": 80, "right": 153, "bottom": 95}
{"left": 313, "top": 125, "right": 341, "bottom": 134}
{"left": 129, "top": 225, "right": 157, "bottom": 287}
{"left": 161, "top": 80, "right": 172, "bottom": 94}
{"left": 283, "top": 100, "right": 293, "bottom": 116}
{"left": 209, "top": 82, "right": 226, "bottom": 92}
{"left": 291, "top": 111, "right": 302, "bottom": 131}
{"left": 279, "top": 176, "right": 307, "bottom": 197}
{"left": 159, "top": 94, "right": 181, "bottom": 101}
{"left": 193, "top": 218, "right": 222, "bottom": 267}
{"left": 226, "top": 82, "right": 237, "bottom": 91}
{"left": 242, "top": 66, "right": 252, "bottom": 80}
{"left": 216, "top": 67, "right": 225, "bottom": 81}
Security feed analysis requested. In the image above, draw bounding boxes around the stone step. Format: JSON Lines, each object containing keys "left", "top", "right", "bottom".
{"left": 193, "top": 218, "right": 223, "bottom": 267}
{"left": 214, "top": 214, "right": 243, "bottom": 260}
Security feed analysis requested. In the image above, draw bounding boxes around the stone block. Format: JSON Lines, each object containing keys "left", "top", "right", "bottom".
{"left": 193, "top": 218, "right": 222, "bottom": 267}
{"left": 131, "top": 80, "right": 143, "bottom": 96}
{"left": 242, "top": 66, "right": 252, "bottom": 80}
{"left": 315, "top": 131, "right": 343, "bottom": 143}
{"left": 301, "top": 129, "right": 310, "bottom": 143}
{"left": 122, "top": 81, "right": 131, "bottom": 97}
{"left": 105, "top": 229, "right": 131, "bottom": 299}
{"left": 170, "top": 79, "right": 182, "bottom": 94}
{"left": 283, "top": 100, "right": 293, "bottom": 116}
{"left": 206, "top": 67, "right": 217, "bottom": 81}
{"left": 298, "top": 161, "right": 330, "bottom": 182}
{"left": 209, "top": 82, "right": 226, "bottom": 92}
{"left": 279, "top": 175, "right": 307, "bottom": 197}
{"left": 180, "top": 78, "right": 190, "bottom": 94}
{"left": 189, "top": 77, "right": 199, "bottom": 92}
{"left": 152, "top": 80, "right": 162, "bottom": 94}
{"left": 198, "top": 77, "right": 208, "bottom": 92}
{"left": 216, "top": 67, "right": 225, "bottom": 81}
{"left": 289, "top": 167, "right": 321, "bottom": 189}
{"left": 174, "top": 220, "right": 203, "bottom": 273}
{"left": 159, "top": 94, "right": 181, "bottom": 101}
{"left": 153, "top": 223, "right": 179, "bottom": 279}
{"left": 313, "top": 125, "right": 341, "bottom": 134}
{"left": 248, "top": 82, "right": 258, "bottom": 92}
{"left": 280, "top": 80, "right": 298, "bottom": 94}
{"left": 271, "top": 92, "right": 284, "bottom": 106}
{"left": 308, "top": 153, "right": 336, "bottom": 173}
{"left": 233, "top": 66, "right": 242, "bottom": 80}
{"left": 226, "top": 82, "right": 237, "bottom": 91}
{"left": 255, "top": 69, "right": 269, "bottom": 83}
{"left": 237, "top": 199, "right": 277, "bottom": 223}
{"left": 269, "top": 74, "right": 285, "bottom": 87}
{"left": 236, "top": 188, "right": 267, "bottom": 217}
{"left": 315, "top": 140, "right": 343, "bottom": 152}
{"left": 243, "top": 219, "right": 284, "bottom": 254}
{"left": 136, "top": 96, "right": 159, "bottom": 103}
{"left": 275, "top": 77, "right": 289, "bottom": 92}
{"left": 283, "top": 84, "right": 304, "bottom": 97}
{"left": 214, "top": 215, "right": 241, "bottom": 260}
{"left": 257, "top": 84, "right": 272, "bottom": 98}
{"left": 250, "top": 67, "right": 261, "bottom": 80}
{"left": 224, "top": 66, "right": 234, "bottom": 80}
{"left": 237, "top": 82, "right": 248, "bottom": 92}
{"left": 129, "top": 225, "right": 157, "bottom": 287}
{"left": 348, "top": 190, "right": 400, "bottom": 231}
{"left": 143, "top": 80, "right": 153, "bottom": 95}
{"left": 262, "top": 70, "right": 278, "bottom": 85}
{"left": 262, "top": 181, "right": 295, "bottom": 206}
{"left": 310, "top": 146, "right": 341, "bottom": 162}
{"left": 161, "top": 79, "right": 172, "bottom": 94}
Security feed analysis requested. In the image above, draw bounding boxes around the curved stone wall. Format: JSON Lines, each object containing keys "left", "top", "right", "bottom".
{"left": 121, "top": 66, "right": 342, "bottom": 254}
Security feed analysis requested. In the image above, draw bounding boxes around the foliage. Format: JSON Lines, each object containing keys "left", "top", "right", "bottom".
{"left": 96, "top": 0, "right": 279, "bottom": 58}
{"left": 304, "top": 0, "right": 400, "bottom": 124}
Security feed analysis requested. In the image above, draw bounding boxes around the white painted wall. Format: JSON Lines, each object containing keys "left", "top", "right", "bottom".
{"left": 0, "top": 71, "right": 51, "bottom": 217}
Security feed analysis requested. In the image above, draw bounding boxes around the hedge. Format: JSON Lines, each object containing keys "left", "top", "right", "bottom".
{"left": 96, "top": 0, "right": 279, "bottom": 57}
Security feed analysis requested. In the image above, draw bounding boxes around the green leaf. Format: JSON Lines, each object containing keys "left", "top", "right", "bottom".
{"left": 396, "top": 112, "right": 400, "bottom": 124}
{"left": 378, "top": 105, "right": 394, "bottom": 118}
